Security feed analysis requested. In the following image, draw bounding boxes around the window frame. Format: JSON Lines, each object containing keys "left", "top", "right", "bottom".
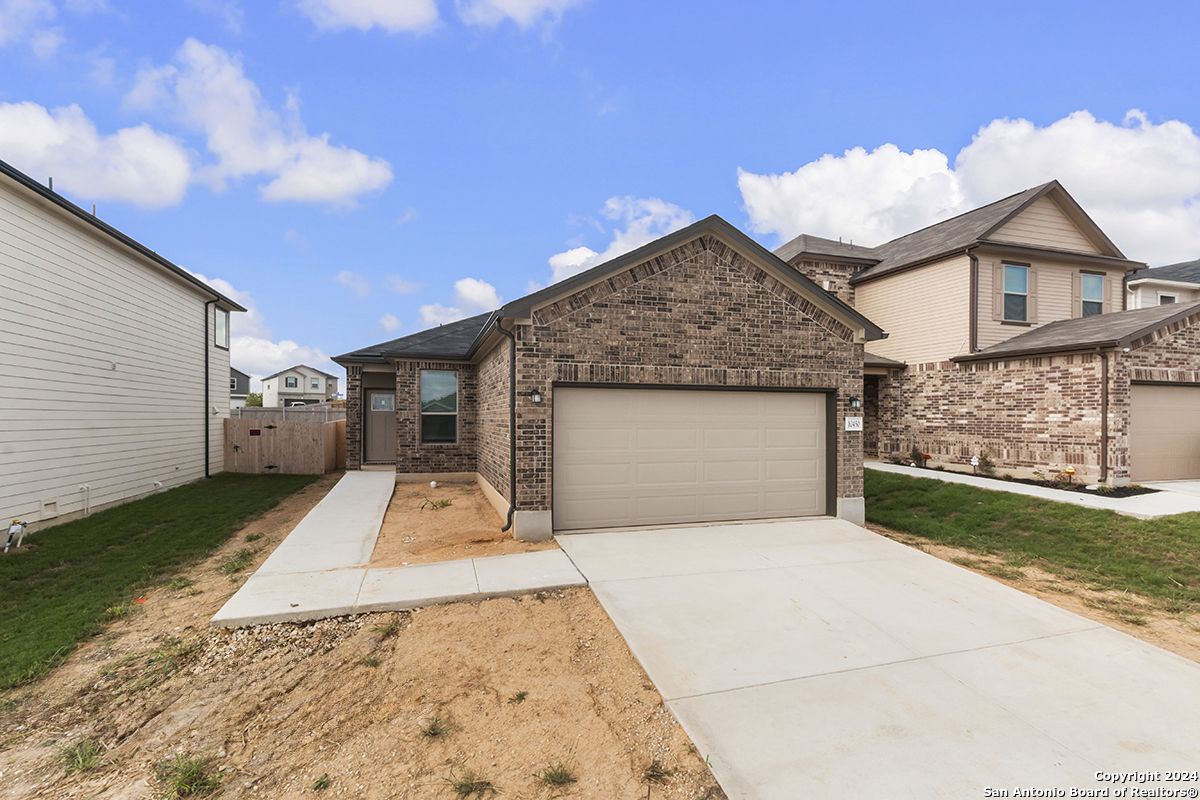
{"left": 311, "top": 378, "right": 320, "bottom": 389}
{"left": 1080, "top": 271, "right": 1105, "bottom": 318}
{"left": 1159, "top": 292, "right": 1179, "bottom": 305}
{"left": 1002, "top": 263, "right": 1030, "bottom": 323}
{"left": 230, "top": 377, "right": 237, "bottom": 390}
{"left": 419, "top": 370, "right": 458, "bottom": 445}
{"left": 214, "top": 307, "right": 230, "bottom": 350}
{"left": 285, "top": 376, "right": 298, "bottom": 388}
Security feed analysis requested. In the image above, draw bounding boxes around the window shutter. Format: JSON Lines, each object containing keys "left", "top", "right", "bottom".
{"left": 992, "top": 262, "right": 1004, "bottom": 321}
{"left": 1028, "top": 267, "right": 1039, "bottom": 324}
{"left": 1103, "top": 275, "right": 1112, "bottom": 314}
{"left": 1072, "top": 272, "right": 1082, "bottom": 317}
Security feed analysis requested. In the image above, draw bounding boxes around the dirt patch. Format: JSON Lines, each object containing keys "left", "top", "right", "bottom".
{"left": 866, "top": 522, "right": 1200, "bottom": 664}
{"left": 0, "top": 475, "right": 723, "bottom": 800}
{"left": 370, "top": 481, "right": 558, "bottom": 568}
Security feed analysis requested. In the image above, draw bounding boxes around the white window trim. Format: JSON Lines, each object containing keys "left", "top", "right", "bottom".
{"left": 1159, "top": 292, "right": 1179, "bottom": 305}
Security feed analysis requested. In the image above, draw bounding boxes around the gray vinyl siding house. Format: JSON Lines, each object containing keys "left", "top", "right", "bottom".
{"left": 0, "top": 157, "right": 245, "bottom": 531}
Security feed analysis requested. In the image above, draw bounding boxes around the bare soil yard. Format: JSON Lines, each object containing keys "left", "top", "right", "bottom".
{"left": 868, "top": 522, "right": 1200, "bottom": 664}
{"left": 370, "top": 482, "right": 558, "bottom": 568}
{"left": 0, "top": 475, "right": 723, "bottom": 800}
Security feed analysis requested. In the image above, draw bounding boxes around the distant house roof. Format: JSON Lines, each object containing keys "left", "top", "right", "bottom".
{"left": 0, "top": 157, "right": 246, "bottom": 312}
{"left": 230, "top": 367, "right": 250, "bottom": 381}
{"left": 774, "top": 181, "right": 1139, "bottom": 285}
{"left": 953, "top": 300, "right": 1200, "bottom": 362}
{"left": 335, "top": 215, "right": 887, "bottom": 365}
{"left": 1127, "top": 258, "right": 1200, "bottom": 287}
{"left": 262, "top": 364, "right": 340, "bottom": 381}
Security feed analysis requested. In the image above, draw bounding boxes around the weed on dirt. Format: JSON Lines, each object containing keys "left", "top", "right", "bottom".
{"left": 153, "top": 752, "right": 224, "bottom": 797}
{"left": 57, "top": 737, "right": 106, "bottom": 773}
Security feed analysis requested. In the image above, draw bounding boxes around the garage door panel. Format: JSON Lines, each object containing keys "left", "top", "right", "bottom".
{"left": 1131, "top": 385, "right": 1200, "bottom": 482}
{"left": 554, "top": 387, "right": 827, "bottom": 531}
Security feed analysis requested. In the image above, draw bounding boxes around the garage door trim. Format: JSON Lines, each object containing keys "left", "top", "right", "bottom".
{"left": 549, "top": 382, "right": 838, "bottom": 529}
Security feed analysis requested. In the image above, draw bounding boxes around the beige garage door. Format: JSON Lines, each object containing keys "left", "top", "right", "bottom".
{"left": 1131, "top": 384, "right": 1200, "bottom": 481}
{"left": 552, "top": 388, "right": 827, "bottom": 531}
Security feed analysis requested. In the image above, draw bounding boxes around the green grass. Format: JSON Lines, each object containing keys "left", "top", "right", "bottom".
{"left": 153, "top": 752, "right": 224, "bottom": 797}
{"left": 865, "top": 470, "right": 1200, "bottom": 605}
{"left": 57, "top": 738, "right": 106, "bottom": 772}
{"left": 0, "top": 473, "right": 318, "bottom": 690}
{"left": 535, "top": 761, "right": 577, "bottom": 786}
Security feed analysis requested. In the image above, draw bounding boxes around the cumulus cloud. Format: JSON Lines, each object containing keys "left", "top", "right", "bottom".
{"left": 547, "top": 196, "right": 695, "bottom": 283}
{"left": 191, "top": 270, "right": 340, "bottom": 389}
{"left": 738, "top": 110, "right": 1200, "bottom": 266}
{"left": 334, "top": 269, "right": 371, "bottom": 298}
{"left": 126, "top": 38, "right": 392, "bottom": 205}
{"left": 418, "top": 277, "right": 501, "bottom": 328}
{"left": 0, "top": 0, "right": 56, "bottom": 50}
{"left": 298, "top": 0, "right": 439, "bottom": 33}
{"left": 456, "top": 0, "right": 588, "bottom": 28}
{"left": 388, "top": 275, "right": 421, "bottom": 293}
{"left": 0, "top": 101, "right": 191, "bottom": 208}
{"left": 379, "top": 312, "right": 402, "bottom": 332}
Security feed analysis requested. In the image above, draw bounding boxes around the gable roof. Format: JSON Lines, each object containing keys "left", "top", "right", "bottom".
{"left": 262, "top": 364, "right": 339, "bottom": 381}
{"left": 230, "top": 367, "right": 250, "bottom": 381}
{"left": 775, "top": 181, "right": 1138, "bottom": 286}
{"left": 1127, "top": 258, "right": 1200, "bottom": 287}
{"left": 336, "top": 216, "right": 886, "bottom": 365}
{"left": 953, "top": 300, "right": 1200, "bottom": 362}
{"left": 0, "top": 157, "right": 246, "bottom": 312}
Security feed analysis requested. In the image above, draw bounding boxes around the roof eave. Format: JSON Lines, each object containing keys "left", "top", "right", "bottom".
{"left": 952, "top": 341, "right": 1120, "bottom": 363}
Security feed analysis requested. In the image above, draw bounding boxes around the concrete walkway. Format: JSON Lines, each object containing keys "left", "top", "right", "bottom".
{"left": 558, "top": 519, "right": 1200, "bottom": 799}
{"left": 868, "top": 461, "right": 1200, "bottom": 518}
{"left": 211, "top": 471, "right": 585, "bottom": 627}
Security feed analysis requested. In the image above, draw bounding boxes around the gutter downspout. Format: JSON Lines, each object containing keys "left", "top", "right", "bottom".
{"left": 204, "top": 300, "right": 216, "bottom": 478}
{"left": 1099, "top": 347, "right": 1109, "bottom": 484}
{"left": 967, "top": 248, "right": 979, "bottom": 353}
{"left": 494, "top": 318, "right": 517, "bottom": 532}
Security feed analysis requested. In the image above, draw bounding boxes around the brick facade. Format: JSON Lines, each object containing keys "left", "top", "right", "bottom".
{"left": 790, "top": 258, "right": 858, "bottom": 306}
{"left": 510, "top": 234, "right": 864, "bottom": 512}
{"left": 476, "top": 337, "right": 511, "bottom": 499}
{"left": 394, "top": 360, "right": 478, "bottom": 475}
{"left": 344, "top": 365, "right": 363, "bottom": 470}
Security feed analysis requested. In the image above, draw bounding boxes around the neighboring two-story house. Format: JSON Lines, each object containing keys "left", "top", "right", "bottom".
{"left": 779, "top": 180, "right": 1200, "bottom": 484}
{"left": 1126, "top": 259, "right": 1200, "bottom": 309}
{"left": 230, "top": 367, "right": 251, "bottom": 409}
{"left": 0, "top": 157, "right": 244, "bottom": 531}
{"left": 262, "top": 365, "right": 339, "bottom": 407}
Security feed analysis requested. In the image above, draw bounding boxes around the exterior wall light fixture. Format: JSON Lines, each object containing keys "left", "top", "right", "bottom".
{"left": 530, "top": 388, "right": 543, "bottom": 404}
{"left": 849, "top": 396, "right": 862, "bottom": 410}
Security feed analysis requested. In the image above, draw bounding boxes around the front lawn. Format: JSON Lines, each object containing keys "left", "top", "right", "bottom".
{"left": 0, "top": 473, "right": 319, "bottom": 690}
{"left": 864, "top": 470, "right": 1200, "bottom": 607}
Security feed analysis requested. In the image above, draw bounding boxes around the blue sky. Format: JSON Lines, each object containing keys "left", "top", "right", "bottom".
{"left": 4, "top": 0, "right": 1200, "bottom": 389}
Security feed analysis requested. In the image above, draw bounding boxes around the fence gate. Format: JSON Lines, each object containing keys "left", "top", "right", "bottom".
{"left": 224, "top": 419, "right": 339, "bottom": 474}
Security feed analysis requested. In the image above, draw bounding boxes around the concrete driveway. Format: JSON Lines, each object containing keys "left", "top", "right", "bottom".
{"left": 557, "top": 519, "right": 1200, "bottom": 799}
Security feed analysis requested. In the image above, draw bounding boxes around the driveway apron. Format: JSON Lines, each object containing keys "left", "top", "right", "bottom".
{"left": 557, "top": 519, "right": 1200, "bottom": 799}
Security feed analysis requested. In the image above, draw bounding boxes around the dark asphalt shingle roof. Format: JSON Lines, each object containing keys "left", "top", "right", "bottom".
{"left": 1128, "top": 258, "right": 1200, "bottom": 286}
{"left": 774, "top": 234, "right": 881, "bottom": 265}
{"left": 864, "top": 351, "right": 905, "bottom": 368}
{"left": 953, "top": 300, "right": 1200, "bottom": 362}
{"left": 334, "top": 311, "right": 496, "bottom": 363}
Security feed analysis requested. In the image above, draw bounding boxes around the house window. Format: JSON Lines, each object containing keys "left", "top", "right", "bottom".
{"left": 1003, "top": 265, "right": 1028, "bottom": 322}
{"left": 214, "top": 308, "right": 229, "bottom": 349}
{"left": 1081, "top": 273, "right": 1104, "bottom": 317}
{"left": 285, "top": 377, "right": 297, "bottom": 388}
{"left": 327, "top": 379, "right": 334, "bottom": 388}
{"left": 1160, "top": 293, "right": 1178, "bottom": 305}
{"left": 311, "top": 378, "right": 320, "bottom": 389}
{"left": 420, "top": 370, "right": 457, "bottom": 444}
{"left": 230, "top": 377, "right": 237, "bottom": 390}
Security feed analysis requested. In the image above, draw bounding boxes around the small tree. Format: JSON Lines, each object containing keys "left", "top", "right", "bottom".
{"left": 244, "top": 392, "right": 263, "bottom": 407}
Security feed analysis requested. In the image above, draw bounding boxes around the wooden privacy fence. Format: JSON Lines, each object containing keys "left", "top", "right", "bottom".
{"left": 224, "top": 419, "right": 347, "bottom": 475}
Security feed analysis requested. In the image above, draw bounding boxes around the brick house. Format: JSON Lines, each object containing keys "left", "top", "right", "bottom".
{"left": 334, "top": 216, "right": 886, "bottom": 540}
{"left": 778, "top": 180, "right": 1200, "bottom": 484}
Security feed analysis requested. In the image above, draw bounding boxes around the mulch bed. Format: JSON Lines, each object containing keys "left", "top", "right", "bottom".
{"left": 898, "top": 464, "right": 1159, "bottom": 499}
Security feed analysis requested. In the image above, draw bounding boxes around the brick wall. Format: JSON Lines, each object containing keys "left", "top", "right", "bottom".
{"left": 476, "top": 337, "right": 511, "bottom": 499}
{"left": 789, "top": 258, "right": 858, "bottom": 306}
{"left": 345, "top": 365, "right": 362, "bottom": 470}
{"left": 511, "top": 234, "right": 864, "bottom": 512}
{"left": 394, "top": 360, "right": 478, "bottom": 474}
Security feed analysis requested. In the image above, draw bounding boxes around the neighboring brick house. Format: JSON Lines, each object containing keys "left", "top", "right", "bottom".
{"left": 335, "top": 216, "right": 885, "bottom": 541}
{"left": 779, "top": 180, "right": 1200, "bottom": 483}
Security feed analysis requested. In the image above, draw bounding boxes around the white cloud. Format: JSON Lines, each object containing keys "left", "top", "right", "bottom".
{"left": 388, "top": 275, "right": 421, "bottom": 293}
{"left": 334, "top": 269, "right": 371, "bottom": 298}
{"left": 456, "top": 0, "right": 586, "bottom": 28}
{"left": 547, "top": 196, "right": 695, "bottom": 283}
{"left": 0, "top": 0, "right": 55, "bottom": 48}
{"left": 0, "top": 101, "right": 191, "bottom": 208}
{"left": 393, "top": 206, "right": 418, "bottom": 226}
{"left": 379, "top": 312, "right": 402, "bottom": 333}
{"left": 29, "top": 26, "right": 61, "bottom": 58}
{"left": 454, "top": 276, "right": 501, "bottom": 310}
{"left": 738, "top": 110, "right": 1200, "bottom": 266}
{"left": 298, "top": 0, "right": 439, "bottom": 33}
{"left": 187, "top": 0, "right": 244, "bottom": 34}
{"left": 417, "top": 277, "right": 501, "bottom": 328}
{"left": 126, "top": 38, "right": 393, "bottom": 206}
